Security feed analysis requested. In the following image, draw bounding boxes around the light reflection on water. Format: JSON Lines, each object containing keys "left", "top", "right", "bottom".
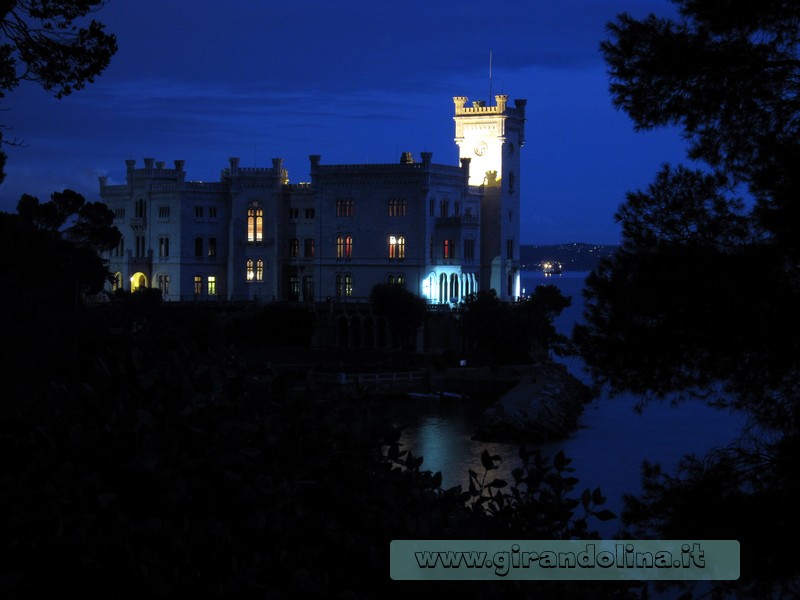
{"left": 395, "top": 271, "right": 746, "bottom": 536}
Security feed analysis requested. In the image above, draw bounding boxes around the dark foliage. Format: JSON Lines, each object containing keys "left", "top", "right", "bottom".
{"left": 0, "top": 0, "right": 117, "bottom": 179}
{"left": 602, "top": 0, "right": 800, "bottom": 258}
{"left": 369, "top": 282, "right": 427, "bottom": 351}
{"left": 0, "top": 291, "right": 636, "bottom": 598}
{"left": 580, "top": 1, "right": 800, "bottom": 596}
{"left": 459, "top": 287, "right": 571, "bottom": 364}
{"left": 224, "top": 303, "right": 316, "bottom": 348}
{"left": 0, "top": 1, "right": 117, "bottom": 99}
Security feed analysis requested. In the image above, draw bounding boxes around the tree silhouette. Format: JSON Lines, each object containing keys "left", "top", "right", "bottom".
{"left": 576, "top": 2, "right": 800, "bottom": 596}
{"left": 0, "top": 1, "right": 117, "bottom": 178}
{"left": 369, "top": 282, "right": 426, "bottom": 352}
{"left": 602, "top": 0, "right": 800, "bottom": 258}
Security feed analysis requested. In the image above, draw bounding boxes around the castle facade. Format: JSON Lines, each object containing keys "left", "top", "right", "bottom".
{"left": 100, "top": 95, "right": 525, "bottom": 304}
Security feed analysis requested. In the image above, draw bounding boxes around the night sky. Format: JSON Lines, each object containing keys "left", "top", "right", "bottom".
{"left": 0, "top": 0, "right": 689, "bottom": 245}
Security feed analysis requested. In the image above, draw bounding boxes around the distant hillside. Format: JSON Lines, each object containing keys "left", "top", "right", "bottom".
{"left": 520, "top": 243, "right": 618, "bottom": 272}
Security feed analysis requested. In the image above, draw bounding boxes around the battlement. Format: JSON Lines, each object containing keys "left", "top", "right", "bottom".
{"left": 220, "top": 156, "right": 288, "bottom": 183}
{"left": 453, "top": 95, "right": 526, "bottom": 118}
{"left": 124, "top": 158, "right": 186, "bottom": 176}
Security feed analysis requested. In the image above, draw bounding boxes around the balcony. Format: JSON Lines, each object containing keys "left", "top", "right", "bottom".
{"left": 435, "top": 215, "right": 478, "bottom": 228}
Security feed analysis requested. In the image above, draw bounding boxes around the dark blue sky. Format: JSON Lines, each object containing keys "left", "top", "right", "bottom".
{"left": 0, "top": 0, "right": 688, "bottom": 244}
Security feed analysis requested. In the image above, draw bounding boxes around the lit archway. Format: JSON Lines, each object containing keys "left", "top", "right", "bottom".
{"left": 130, "top": 272, "right": 147, "bottom": 291}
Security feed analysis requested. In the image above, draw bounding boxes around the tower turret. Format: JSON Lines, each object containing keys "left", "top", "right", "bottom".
{"left": 453, "top": 94, "right": 526, "bottom": 299}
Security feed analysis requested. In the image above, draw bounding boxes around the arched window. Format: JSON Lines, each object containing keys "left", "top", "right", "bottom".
{"left": 344, "top": 235, "right": 353, "bottom": 259}
{"left": 256, "top": 259, "right": 264, "bottom": 281}
{"left": 344, "top": 273, "right": 353, "bottom": 297}
{"left": 336, "top": 235, "right": 344, "bottom": 259}
{"left": 247, "top": 202, "right": 263, "bottom": 242}
{"left": 443, "top": 239, "right": 453, "bottom": 259}
{"left": 388, "top": 235, "right": 406, "bottom": 259}
{"left": 246, "top": 259, "right": 254, "bottom": 281}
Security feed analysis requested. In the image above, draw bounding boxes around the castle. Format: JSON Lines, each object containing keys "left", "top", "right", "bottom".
{"left": 100, "top": 94, "right": 525, "bottom": 304}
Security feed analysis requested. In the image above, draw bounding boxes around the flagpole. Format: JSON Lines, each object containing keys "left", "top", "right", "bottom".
{"left": 489, "top": 49, "right": 493, "bottom": 104}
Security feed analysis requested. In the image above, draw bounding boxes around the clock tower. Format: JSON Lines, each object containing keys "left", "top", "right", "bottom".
{"left": 454, "top": 94, "right": 526, "bottom": 300}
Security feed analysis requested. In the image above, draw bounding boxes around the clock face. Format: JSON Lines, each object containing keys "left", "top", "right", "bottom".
{"left": 473, "top": 141, "right": 488, "bottom": 156}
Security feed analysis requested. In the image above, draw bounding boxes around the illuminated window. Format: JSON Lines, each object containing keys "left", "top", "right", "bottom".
{"left": 289, "top": 238, "right": 299, "bottom": 258}
{"left": 157, "top": 274, "right": 170, "bottom": 295}
{"left": 195, "top": 237, "right": 203, "bottom": 257}
{"left": 247, "top": 202, "right": 263, "bottom": 243}
{"left": 344, "top": 273, "right": 353, "bottom": 297}
{"left": 335, "top": 273, "right": 353, "bottom": 297}
{"left": 208, "top": 237, "right": 217, "bottom": 258}
{"left": 443, "top": 239, "right": 454, "bottom": 259}
{"left": 337, "top": 235, "right": 353, "bottom": 259}
{"left": 208, "top": 276, "right": 216, "bottom": 295}
{"left": 256, "top": 259, "right": 264, "bottom": 281}
{"left": 288, "top": 275, "right": 300, "bottom": 300}
{"left": 304, "top": 238, "right": 315, "bottom": 258}
{"left": 194, "top": 275, "right": 202, "bottom": 295}
{"left": 388, "top": 198, "right": 407, "bottom": 216}
{"left": 386, "top": 273, "right": 405, "bottom": 288}
{"left": 158, "top": 236, "right": 169, "bottom": 258}
{"left": 388, "top": 235, "right": 405, "bottom": 259}
{"left": 112, "top": 272, "right": 122, "bottom": 291}
{"left": 246, "top": 259, "right": 254, "bottom": 281}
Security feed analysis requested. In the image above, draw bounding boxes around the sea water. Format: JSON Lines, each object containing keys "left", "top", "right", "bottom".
{"left": 395, "top": 271, "right": 746, "bottom": 537}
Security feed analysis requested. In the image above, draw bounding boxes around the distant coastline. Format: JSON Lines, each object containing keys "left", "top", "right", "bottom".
{"left": 520, "top": 242, "right": 617, "bottom": 272}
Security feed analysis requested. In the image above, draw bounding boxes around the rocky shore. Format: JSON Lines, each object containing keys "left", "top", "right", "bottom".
{"left": 472, "top": 361, "right": 594, "bottom": 443}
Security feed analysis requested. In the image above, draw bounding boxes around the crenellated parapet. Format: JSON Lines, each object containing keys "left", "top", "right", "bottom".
{"left": 124, "top": 158, "right": 187, "bottom": 184}
{"left": 453, "top": 94, "right": 525, "bottom": 118}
